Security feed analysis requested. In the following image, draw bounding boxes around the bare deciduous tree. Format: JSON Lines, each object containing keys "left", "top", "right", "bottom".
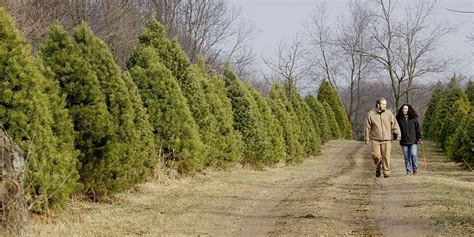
{"left": 334, "top": 0, "right": 376, "bottom": 126}
{"left": 360, "top": 0, "right": 454, "bottom": 108}
{"left": 400, "top": 0, "right": 454, "bottom": 103}
{"left": 304, "top": 2, "right": 340, "bottom": 89}
{"left": 1, "top": 0, "right": 256, "bottom": 76}
{"left": 0, "top": 0, "right": 62, "bottom": 50}
{"left": 0, "top": 0, "right": 148, "bottom": 66}
{"left": 263, "top": 35, "right": 314, "bottom": 97}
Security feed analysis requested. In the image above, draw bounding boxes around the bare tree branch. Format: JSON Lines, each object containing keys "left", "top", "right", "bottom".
{"left": 263, "top": 35, "right": 314, "bottom": 94}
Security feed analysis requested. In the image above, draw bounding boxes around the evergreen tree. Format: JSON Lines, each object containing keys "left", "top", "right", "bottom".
{"left": 446, "top": 99, "right": 471, "bottom": 161}
{"left": 193, "top": 60, "right": 243, "bottom": 168}
{"left": 268, "top": 84, "right": 304, "bottom": 163}
{"left": 422, "top": 82, "right": 444, "bottom": 139}
{"left": 128, "top": 46, "right": 205, "bottom": 173}
{"left": 286, "top": 83, "right": 321, "bottom": 156}
{"left": 305, "top": 95, "right": 331, "bottom": 144}
{"left": 222, "top": 66, "right": 269, "bottom": 167}
{"left": 322, "top": 101, "right": 341, "bottom": 139}
{"left": 40, "top": 23, "right": 116, "bottom": 198}
{"left": 131, "top": 19, "right": 219, "bottom": 165}
{"left": 302, "top": 100, "right": 322, "bottom": 154}
{"left": 317, "top": 80, "right": 352, "bottom": 139}
{"left": 246, "top": 84, "right": 286, "bottom": 164}
{"left": 122, "top": 72, "right": 157, "bottom": 176}
{"left": 466, "top": 80, "right": 474, "bottom": 106}
{"left": 440, "top": 97, "right": 470, "bottom": 150}
{"left": 39, "top": 65, "right": 81, "bottom": 209}
{"left": 430, "top": 77, "right": 468, "bottom": 148}
{"left": 1, "top": 9, "right": 79, "bottom": 211}
{"left": 424, "top": 78, "right": 473, "bottom": 163}
{"left": 73, "top": 22, "right": 155, "bottom": 193}
{"left": 447, "top": 110, "right": 473, "bottom": 164}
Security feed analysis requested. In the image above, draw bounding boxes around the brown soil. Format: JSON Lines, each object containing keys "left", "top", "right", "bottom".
{"left": 29, "top": 140, "right": 473, "bottom": 236}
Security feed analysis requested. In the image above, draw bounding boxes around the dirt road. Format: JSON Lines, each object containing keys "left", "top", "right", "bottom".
{"left": 31, "top": 140, "right": 473, "bottom": 236}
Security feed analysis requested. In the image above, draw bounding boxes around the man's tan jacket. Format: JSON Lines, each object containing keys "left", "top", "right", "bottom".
{"left": 365, "top": 109, "right": 400, "bottom": 141}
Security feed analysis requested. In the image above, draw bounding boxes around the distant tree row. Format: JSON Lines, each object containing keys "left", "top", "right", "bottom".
{"left": 0, "top": 8, "right": 351, "bottom": 213}
{"left": 423, "top": 77, "right": 473, "bottom": 165}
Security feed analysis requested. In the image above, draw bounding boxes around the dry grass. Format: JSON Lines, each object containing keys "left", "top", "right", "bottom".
{"left": 420, "top": 142, "right": 473, "bottom": 235}
{"left": 389, "top": 141, "right": 473, "bottom": 236}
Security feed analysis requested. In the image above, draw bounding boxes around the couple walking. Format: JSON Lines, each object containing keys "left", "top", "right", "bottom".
{"left": 364, "top": 98, "right": 423, "bottom": 178}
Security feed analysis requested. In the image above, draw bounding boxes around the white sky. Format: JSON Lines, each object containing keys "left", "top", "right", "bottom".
{"left": 230, "top": 0, "right": 473, "bottom": 80}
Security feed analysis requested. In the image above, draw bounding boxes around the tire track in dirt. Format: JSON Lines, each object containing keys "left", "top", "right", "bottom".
{"left": 237, "top": 141, "right": 379, "bottom": 236}
{"left": 370, "top": 142, "right": 442, "bottom": 236}
{"left": 266, "top": 141, "right": 382, "bottom": 236}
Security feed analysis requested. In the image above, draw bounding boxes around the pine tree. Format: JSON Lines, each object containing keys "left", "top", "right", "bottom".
{"left": 131, "top": 19, "right": 221, "bottom": 165}
{"left": 430, "top": 77, "right": 468, "bottom": 149}
{"left": 193, "top": 60, "right": 243, "bottom": 168}
{"left": 285, "top": 83, "right": 321, "bottom": 156}
{"left": 1, "top": 9, "right": 79, "bottom": 211}
{"left": 317, "top": 80, "right": 352, "bottom": 139}
{"left": 422, "top": 82, "right": 444, "bottom": 139}
{"left": 466, "top": 80, "right": 474, "bottom": 106}
{"left": 268, "top": 84, "right": 304, "bottom": 163}
{"left": 305, "top": 95, "right": 331, "bottom": 144}
{"left": 246, "top": 84, "right": 286, "bottom": 164}
{"left": 424, "top": 78, "right": 473, "bottom": 163}
{"left": 302, "top": 100, "right": 322, "bottom": 154}
{"left": 39, "top": 65, "right": 81, "bottom": 209}
{"left": 122, "top": 72, "right": 157, "bottom": 177}
{"left": 73, "top": 22, "right": 155, "bottom": 193}
{"left": 222, "top": 66, "right": 269, "bottom": 167}
{"left": 441, "top": 97, "right": 470, "bottom": 150}
{"left": 40, "top": 23, "right": 117, "bottom": 198}
{"left": 322, "top": 101, "right": 341, "bottom": 139}
{"left": 447, "top": 110, "right": 473, "bottom": 164}
{"left": 446, "top": 100, "right": 471, "bottom": 162}
{"left": 128, "top": 46, "right": 205, "bottom": 173}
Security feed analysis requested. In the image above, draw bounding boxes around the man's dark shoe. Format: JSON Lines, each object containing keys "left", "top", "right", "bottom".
{"left": 384, "top": 174, "right": 390, "bottom": 178}
{"left": 375, "top": 170, "right": 381, "bottom": 177}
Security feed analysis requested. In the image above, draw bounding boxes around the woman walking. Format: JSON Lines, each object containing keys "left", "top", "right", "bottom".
{"left": 396, "top": 104, "right": 423, "bottom": 176}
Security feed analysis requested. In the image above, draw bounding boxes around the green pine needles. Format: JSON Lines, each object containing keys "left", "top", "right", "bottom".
{"left": 317, "top": 81, "right": 352, "bottom": 139}
{"left": 305, "top": 95, "right": 331, "bottom": 144}
{"left": 40, "top": 22, "right": 156, "bottom": 199}
{"left": 268, "top": 84, "right": 304, "bottom": 162}
{"left": 423, "top": 76, "right": 473, "bottom": 165}
{"left": 193, "top": 60, "right": 243, "bottom": 168}
{"left": 128, "top": 46, "right": 205, "bottom": 173}
{"left": 0, "top": 8, "right": 79, "bottom": 212}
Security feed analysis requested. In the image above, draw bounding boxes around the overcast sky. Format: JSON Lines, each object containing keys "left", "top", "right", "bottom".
{"left": 230, "top": 0, "right": 473, "bottom": 80}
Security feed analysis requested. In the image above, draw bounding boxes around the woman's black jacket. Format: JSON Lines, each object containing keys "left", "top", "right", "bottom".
{"left": 396, "top": 116, "right": 423, "bottom": 145}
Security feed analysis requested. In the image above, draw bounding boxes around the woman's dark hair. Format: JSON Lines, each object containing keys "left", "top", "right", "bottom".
{"left": 396, "top": 104, "right": 419, "bottom": 119}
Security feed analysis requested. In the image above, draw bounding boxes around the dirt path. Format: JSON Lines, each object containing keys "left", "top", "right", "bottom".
{"left": 267, "top": 141, "right": 381, "bottom": 236}
{"left": 30, "top": 140, "right": 473, "bottom": 236}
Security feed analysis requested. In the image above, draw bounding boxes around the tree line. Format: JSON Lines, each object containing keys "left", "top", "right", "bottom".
{"left": 263, "top": 0, "right": 460, "bottom": 140}
{"left": 0, "top": 0, "right": 258, "bottom": 80}
{"left": 423, "top": 77, "right": 473, "bottom": 166}
{"left": 0, "top": 7, "right": 351, "bottom": 214}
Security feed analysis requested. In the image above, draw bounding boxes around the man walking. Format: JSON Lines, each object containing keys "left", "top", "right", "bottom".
{"left": 365, "top": 98, "right": 400, "bottom": 178}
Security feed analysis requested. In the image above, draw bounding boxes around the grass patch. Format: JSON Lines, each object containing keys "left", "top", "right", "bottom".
{"left": 421, "top": 141, "right": 474, "bottom": 235}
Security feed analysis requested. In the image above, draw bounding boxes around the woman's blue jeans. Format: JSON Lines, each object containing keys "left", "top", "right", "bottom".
{"left": 401, "top": 144, "right": 418, "bottom": 175}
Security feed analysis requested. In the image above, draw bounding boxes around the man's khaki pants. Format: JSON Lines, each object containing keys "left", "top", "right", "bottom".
{"left": 371, "top": 140, "right": 391, "bottom": 175}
